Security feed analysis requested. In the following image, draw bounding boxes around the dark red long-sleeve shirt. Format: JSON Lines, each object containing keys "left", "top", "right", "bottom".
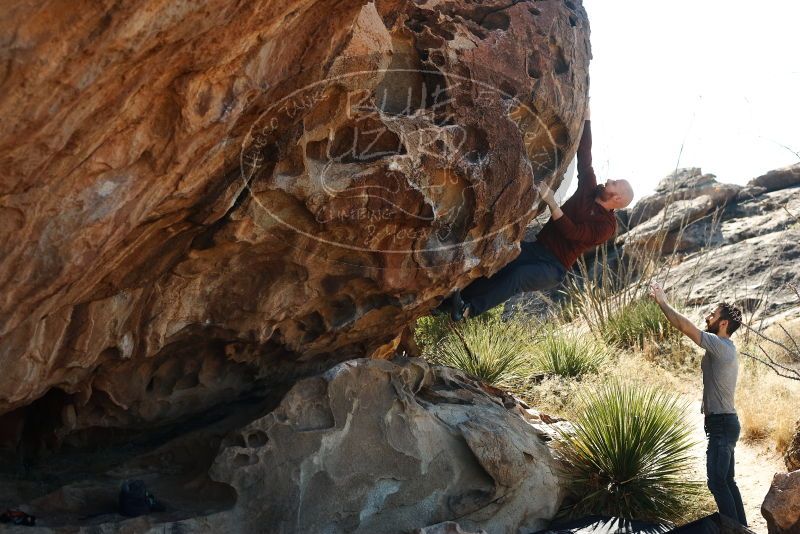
{"left": 535, "top": 120, "right": 617, "bottom": 269}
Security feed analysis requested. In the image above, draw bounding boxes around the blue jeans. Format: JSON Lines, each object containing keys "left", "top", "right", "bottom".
{"left": 704, "top": 413, "right": 747, "bottom": 526}
{"left": 461, "top": 241, "right": 567, "bottom": 316}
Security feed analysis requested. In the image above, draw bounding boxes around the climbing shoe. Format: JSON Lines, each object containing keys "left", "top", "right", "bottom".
{"left": 0, "top": 509, "right": 35, "bottom": 526}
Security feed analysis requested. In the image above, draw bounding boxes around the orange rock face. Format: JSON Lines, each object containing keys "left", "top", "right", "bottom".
{"left": 0, "top": 0, "right": 590, "bottom": 440}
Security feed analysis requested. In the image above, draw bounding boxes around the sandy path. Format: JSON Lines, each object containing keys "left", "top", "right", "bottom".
{"left": 685, "top": 399, "right": 783, "bottom": 534}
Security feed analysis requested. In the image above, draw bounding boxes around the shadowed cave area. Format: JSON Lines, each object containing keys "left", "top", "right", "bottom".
{"left": 0, "top": 337, "right": 350, "bottom": 526}
{"left": 0, "top": 371, "right": 284, "bottom": 527}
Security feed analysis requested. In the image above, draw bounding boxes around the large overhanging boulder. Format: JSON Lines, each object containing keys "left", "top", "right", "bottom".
{"left": 0, "top": 1, "right": 590, "bottom": 447}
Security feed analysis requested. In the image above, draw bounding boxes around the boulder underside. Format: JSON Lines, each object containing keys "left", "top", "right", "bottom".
{"left": 0, "top": 0, "right": 591, "bottom": 449}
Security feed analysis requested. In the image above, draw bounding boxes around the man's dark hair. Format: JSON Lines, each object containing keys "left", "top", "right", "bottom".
{"left": 718, "top": 302, "right": 742, "bottom": 335}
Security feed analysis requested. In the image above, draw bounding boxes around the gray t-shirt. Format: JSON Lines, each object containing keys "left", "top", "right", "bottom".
{"left": 699, "top": 331, "right": 738, "bottom": 414}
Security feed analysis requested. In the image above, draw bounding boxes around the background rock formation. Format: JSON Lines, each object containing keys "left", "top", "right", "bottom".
{"left": 0, "top": 0, "right": 592, "bottom": 450}
{"left": 629, "top": 166, "right": 800, "bottom": 319}
{"left": 621, "top": 168, "right": 742, "bottom": 255}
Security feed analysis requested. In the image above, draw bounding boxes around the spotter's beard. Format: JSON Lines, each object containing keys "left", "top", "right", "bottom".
{"left": 705, "top": 319, "right": 721, "bottom": 334}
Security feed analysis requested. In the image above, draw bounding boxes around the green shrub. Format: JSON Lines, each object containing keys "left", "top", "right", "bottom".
{"left": 601, "top": 298, "right": 679, "bottom": 350}
{"left": 415, "top": 304, "right": 505, "bottom": 357}
{"left": 531, "top": 327, "right": 608, "bottom": 378}
{"left": 556, "top": 380, "right": 701, "bottom": 522}
{"left": 430, "top": 311, "right": 533, "bottom": 386}
{"left": 414, "top": 313, "right": 452, "bottom": 356}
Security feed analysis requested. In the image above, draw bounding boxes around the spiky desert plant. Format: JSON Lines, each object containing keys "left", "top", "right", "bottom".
{"left": 431, "top": 312, "right": 533, "bottom": 387}
{"left": 532, "top": 326, "right": 609, "bottom": 379}
{"left": 556, "top": 380, "right": 701, "bottom": 522}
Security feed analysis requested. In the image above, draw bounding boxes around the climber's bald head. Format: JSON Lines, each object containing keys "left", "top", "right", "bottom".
{"left": 595, "top": 179, "right": 634, "bottom": 210}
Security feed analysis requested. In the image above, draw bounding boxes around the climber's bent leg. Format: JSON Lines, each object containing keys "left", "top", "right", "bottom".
{"left": 462, "top": 242, "right": 567, "bottom": 316}
{"left": 457, "top": 241, "right": 539, "bottom": 297}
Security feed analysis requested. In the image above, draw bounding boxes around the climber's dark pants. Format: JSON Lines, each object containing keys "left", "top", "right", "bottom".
{"left": 705, "top": 413, "right": 748, "bottom": 526}
{"left": 461, "top": 241, "right": 567, "bottom": 316}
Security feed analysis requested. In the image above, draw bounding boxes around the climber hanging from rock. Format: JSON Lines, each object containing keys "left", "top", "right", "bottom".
{"left": 436, "top": 102, "right": 634, "bottom": 321}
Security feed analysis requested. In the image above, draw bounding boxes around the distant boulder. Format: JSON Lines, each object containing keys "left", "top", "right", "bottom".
{"left": 746, "top": 163, "right": 800, "bottom": 194}
{"left": 762, "top": 470, "right": 800, "bottom": 534}
{"left": 620, "top": 173, "right": 740, "bottom": 256}
{"left": 786, "top": 420, "right": 800, "bottom": 472}
{"left": 627, "top": 168, "right": 740, "bottom": 229}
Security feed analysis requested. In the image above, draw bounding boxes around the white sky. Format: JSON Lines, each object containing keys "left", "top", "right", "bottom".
{"left": 576, "top": 0, "right": 800, "bottom": 201}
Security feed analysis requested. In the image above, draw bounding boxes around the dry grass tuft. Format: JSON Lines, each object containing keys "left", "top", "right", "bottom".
{"left": 518, "top": 351, "right": 695, "bottom": 420}
{"left": 736, "top": 356, "right": 800, "bottom": 452}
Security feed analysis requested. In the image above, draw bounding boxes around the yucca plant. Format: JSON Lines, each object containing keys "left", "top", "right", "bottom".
{"left": 556, "top": 381, "right": 702, "bottom": 522}
{"left": 430, "top": 312, "right": 533, "bottom": 387}
{"left": 601, "top": 298, "right": 679, "bottom": 350}
{"left": 532, "top": 327, "right": 609, "bottom": 378}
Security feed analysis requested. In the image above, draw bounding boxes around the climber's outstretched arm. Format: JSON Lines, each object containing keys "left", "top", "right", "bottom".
{"left": 576, "top": 117, "right": 596, "bottom": 191}
{"left": 649, "top": 282, "right": 703, "bottom": 346}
